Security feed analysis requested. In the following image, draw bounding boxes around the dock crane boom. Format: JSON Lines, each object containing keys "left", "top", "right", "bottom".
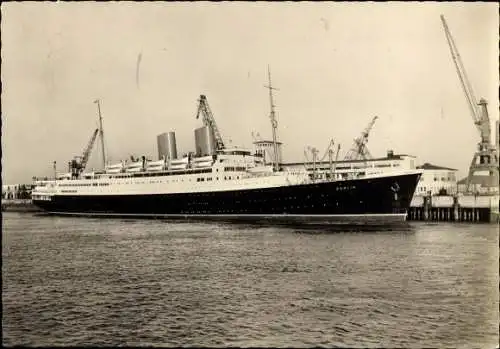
{"left": 196, "top": 95, "right": 225, "bottom": 151}
{"left": 441, "top": 14, "right": 498, "bottom": 193}
{"left": 440, "top": 15, "right": 491, "bottom": 147}
{"left": 344, "top": 116, "right": 378, "bottom": 161}
{"left": 70, "top": 128, "right": 99, "bottom": 177}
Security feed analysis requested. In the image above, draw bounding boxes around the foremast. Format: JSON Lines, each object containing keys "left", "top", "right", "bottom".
{"left": 264, "top": 65, "right": 280, "bottom": 172}
{"left": 94, "top": 99, "right": 107, "bottom": 169}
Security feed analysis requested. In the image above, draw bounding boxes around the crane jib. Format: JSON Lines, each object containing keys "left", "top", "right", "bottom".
{"left": 196, "top": 95, "right": 225, "bottom": 150}
{"left": 440, "top": 15, "right": 491, "bottom": 146}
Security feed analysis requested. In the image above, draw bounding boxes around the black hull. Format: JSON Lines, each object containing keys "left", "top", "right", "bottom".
{"left": 33, "top": 172, "right": 421, "bottom": 223}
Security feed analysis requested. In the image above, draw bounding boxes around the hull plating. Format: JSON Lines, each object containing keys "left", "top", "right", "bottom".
{"left": 33, "top": 172, "right": 421, "bottom": 223}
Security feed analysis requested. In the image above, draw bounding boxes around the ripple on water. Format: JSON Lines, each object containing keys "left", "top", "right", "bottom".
{"left": 2, "top": 214, "right": 499, "bottom": 347}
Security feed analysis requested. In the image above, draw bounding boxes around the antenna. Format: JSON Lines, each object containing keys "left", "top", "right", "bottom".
{"left": 264, "top": 65, "right": 280, "bottom": 171}
{"left": 94, "top": 99, "right": 106, "bottom": 169}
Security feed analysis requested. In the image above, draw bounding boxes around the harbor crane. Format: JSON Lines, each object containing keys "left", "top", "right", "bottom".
{"left": 70, "top": 128, "right": 99, "bottom": 178}
{"left": 440, "top": 15, "right": 498, "bottom": 192}
{"left": 344, "top": 116, "right": 378, "bottom": 161}
{"left": 196, "top": 94, "right": 225, "bottom": 152}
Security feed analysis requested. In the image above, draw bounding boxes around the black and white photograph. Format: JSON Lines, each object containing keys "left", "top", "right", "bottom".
{"left": 2, "top": 1, "right": 499, "bottom": 347}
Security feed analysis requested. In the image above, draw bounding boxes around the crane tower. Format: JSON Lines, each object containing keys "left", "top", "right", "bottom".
{"left": 441, "top": 15, "right": 498, "bottom": 194}
{"left": 195, "top": 95, "right": 225, "bottom": 152}
{"left": 344, "top": 116, "right": 378, "bottom": 161}
{"left": 70, "top": 128, "right": 99, "bottom": 178}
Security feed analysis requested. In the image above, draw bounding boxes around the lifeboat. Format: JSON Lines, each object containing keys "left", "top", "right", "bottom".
{"left": 170, "top": 157, "right": 189, "bottom": 170}
{"left": 56, "top": 173, "right": 72, "bottom": 180}
{"left": 125, "top": 161, "right": 143, "bottom": 173}
{"left": 192, "top": 155, "right": 214, "bottom": 168}
{"left": 146, "top": 160, "right": 165, "bottom": 171}
{"left": 105, "top": 162, "right": 124, "bottom": 174}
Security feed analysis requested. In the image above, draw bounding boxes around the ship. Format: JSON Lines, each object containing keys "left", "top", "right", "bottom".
{"left": 32, "top": 72, "right": 422, "bottom": 224}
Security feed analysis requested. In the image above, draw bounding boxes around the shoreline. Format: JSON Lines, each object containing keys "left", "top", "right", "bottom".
{"left": 1, "top": 200, "right": 42, "bottom": 212}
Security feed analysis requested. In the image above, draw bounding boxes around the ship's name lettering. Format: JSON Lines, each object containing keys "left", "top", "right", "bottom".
{"left": 336, "top": 185, "right": 356, "bottom": 191}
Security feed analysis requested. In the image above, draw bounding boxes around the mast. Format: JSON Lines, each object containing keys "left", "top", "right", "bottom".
{"left": 94, "top": 99, "right": 106, "bottom": 169}
{"left": 328, "top": 147, "right": 333, "bottom": 179}
{"left": 264, "top": 65, "right": 280, "bottom": 171}
{"left": 312, "top": 147, "right": 318, "bottom": 181}
{"left": 332, "top": 143, "right": 341, "bottom": 180}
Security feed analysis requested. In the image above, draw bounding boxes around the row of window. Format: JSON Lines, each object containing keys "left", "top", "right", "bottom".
{"left": 420, "top": 176, "right": 456, "bottom": 182}
{"left": 84, "top": 168, "right": 213, "bottom": 180}
{"left": 32, "top": 195, "right": 51, "bottom": 201}
{"left": 223, "top": 166, "right": 247, "bottom": 172}
{"left": 434, "top": 177, "right": 455, "bottom": 182}
{"left": 418, "top": 185, "right": 456, "bottom": 193}
{"left": 196, "top": 176, "right": 241, "bottom": 182}
{"left": 312, "top": 163, "right": 400, "bottom": 172}
{"left": 124, "top": 168, "right": 212, "bottom": 177}
{"left": 58, "top": 174, "right": 249, "bottom": 188}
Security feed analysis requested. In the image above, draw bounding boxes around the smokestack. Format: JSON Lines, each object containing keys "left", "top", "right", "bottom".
{"left": 157, "top": 132, "right": 178, "bottom": 160}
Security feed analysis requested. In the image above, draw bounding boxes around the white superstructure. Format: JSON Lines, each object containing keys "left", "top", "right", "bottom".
{"left": 32, "top": 147, "right": 418, "bottom": 201}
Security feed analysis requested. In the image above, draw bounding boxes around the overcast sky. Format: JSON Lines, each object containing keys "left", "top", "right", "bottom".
{"left": 2, "top": 2, "right": 498, "bottom": 184}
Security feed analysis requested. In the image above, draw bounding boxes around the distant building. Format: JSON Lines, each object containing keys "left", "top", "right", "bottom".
{"left": 2, "top": 184, "right": 33, "bottom": 200}
{"left": 415, "top": 163, "right": 458, "bottom": 196}
{"left": 2, "top": 185, "right": 19, "bottom": 199}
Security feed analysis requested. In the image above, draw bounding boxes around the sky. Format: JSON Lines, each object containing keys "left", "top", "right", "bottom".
{"left": 2, "top": 2, "right": 499, "bottom": 184}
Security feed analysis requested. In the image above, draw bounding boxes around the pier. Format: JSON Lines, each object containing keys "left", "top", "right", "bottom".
{"left": 408, "top": 194, "right": 499, "bottom": 223}
{"left": 1, "top": 199, "right": 41, "bottom": 212}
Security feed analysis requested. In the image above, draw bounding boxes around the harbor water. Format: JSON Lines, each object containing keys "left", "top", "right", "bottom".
{"left": 2, "top": 212, "right": 499, "bottom": 347}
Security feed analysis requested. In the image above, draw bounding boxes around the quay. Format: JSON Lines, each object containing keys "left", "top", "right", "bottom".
{"left": 1, "top": 199, "right": 41, "bottom": 213}
{"left": 408, "top": 194, "right": 499, "bottom": 223}
{"left": 3, "top": 195, "right": 499, "bottom": 223}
